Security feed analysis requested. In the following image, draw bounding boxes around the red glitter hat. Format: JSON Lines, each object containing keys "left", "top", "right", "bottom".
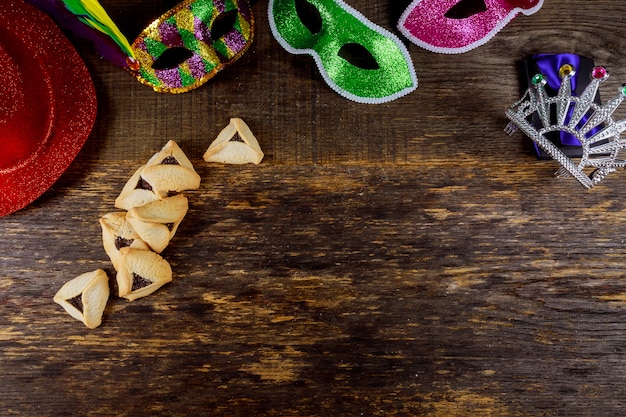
{"left": 0, "top": 0, "right": 97, "bottom": 216}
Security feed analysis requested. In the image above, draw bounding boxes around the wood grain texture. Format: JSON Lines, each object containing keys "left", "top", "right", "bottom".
{"left": 3, "top": 0, "right": 626, "bottom": 416}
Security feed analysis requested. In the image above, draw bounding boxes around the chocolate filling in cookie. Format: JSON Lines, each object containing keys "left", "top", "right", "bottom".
{"left": 67, "top": 294, "right": 84, "bottom": 313}
{"left": 160, "top": 156, "right": 180, "bottom": 165}
{"left": 132, "top": 273, "right": 153, "bottom": 291}
{"left": 135, "top": 177, "right": 153, "bottom": 191}
{"left": 115, "top": 236, "right": 134, "bottom": 250}
{"left": 230, "top": 132, "right": 245, "bottom": 143}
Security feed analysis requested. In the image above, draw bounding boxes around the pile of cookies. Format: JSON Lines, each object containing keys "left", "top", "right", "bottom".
{"left": 102, "top": 140, "right": 200, "bottom": 302}
{"left": 54, "top": 141, "right": 200, "bottom": 328}
{"left": 54, "top": 119, "right": 264, "bottom": 329}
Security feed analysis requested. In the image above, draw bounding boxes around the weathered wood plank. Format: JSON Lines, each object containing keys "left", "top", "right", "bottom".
{"left": 3, "top": 161, "right": 626, "bottom": 416}
{"left": 3, "top": 0, "right": 626, "bottom": 415}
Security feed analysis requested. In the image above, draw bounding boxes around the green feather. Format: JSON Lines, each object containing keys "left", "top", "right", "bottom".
{"left": 61, "top": 0, "right": 135, "bottom": 58}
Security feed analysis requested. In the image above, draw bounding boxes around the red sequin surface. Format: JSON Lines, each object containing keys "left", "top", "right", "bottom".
{"left": 0, "top": 0, "right": 97, "bottom": 216}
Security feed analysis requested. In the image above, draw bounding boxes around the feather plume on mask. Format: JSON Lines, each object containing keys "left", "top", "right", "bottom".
{"left": 25, "top": 0, "right": 136, "bottom": 68}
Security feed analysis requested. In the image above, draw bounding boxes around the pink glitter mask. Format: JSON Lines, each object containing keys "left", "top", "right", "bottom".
{"left": 398, "top": 0, "right": 544, "bottom": 54}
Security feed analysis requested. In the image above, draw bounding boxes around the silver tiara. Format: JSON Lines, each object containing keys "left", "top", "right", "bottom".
{"left": 505, "top": 65, "right": 626, "bottom": 188}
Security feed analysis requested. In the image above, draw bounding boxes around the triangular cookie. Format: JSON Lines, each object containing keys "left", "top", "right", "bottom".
{"left": 203, "top": 118, "right": 264, "bottom": 165}
{"left": 146, "top": 140, "right": 197, "bottom": 173}
{"left": 125, "top": 195, "right": 187, "bottom": 253}
{"left": 116, "top": 248, "right": 173, "bottom": 301}
{"left": 53, "top": 269, "right": 110, "bottom": 329}
{"left": 99, "top": 212, "right": 150, "bottom": 271}
{"left": 114, "top": 165, "right": 159, "bottom": 211}
{"left": 127, "top": 194, "right": 188, "bottom": 224}
{"left": 126, "top": 214, "right": 181, "bottom": 254}
{"left": 141, "top": 164, "right": 201, "bottom": 198}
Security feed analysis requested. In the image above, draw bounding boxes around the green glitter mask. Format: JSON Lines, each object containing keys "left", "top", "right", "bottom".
{"left": 268, "top": 0, "right": 417, "bottom": 104}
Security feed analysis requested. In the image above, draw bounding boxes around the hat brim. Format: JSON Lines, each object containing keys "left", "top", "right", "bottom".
{"left": 0, "top": 0, "right": 97, "bottom": 216}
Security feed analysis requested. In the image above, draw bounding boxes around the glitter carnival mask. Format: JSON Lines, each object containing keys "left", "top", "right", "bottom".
{"left": 268, "top": 0, "right": 417, "bottom": 103}
{"left": 398, "top": 0, "right": 543, "bottom": 54}
{"left": 29, "top": 0, "right": 254, "bottom": 93}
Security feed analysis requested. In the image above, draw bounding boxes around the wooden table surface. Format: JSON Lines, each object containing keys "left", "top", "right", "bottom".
{"left": 4, "top": 0, "right": 626, "bottom": 415}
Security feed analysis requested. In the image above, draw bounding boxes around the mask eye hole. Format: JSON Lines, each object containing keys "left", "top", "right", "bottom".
{"left": 338, "top": 43, "right": 380, "bottom": 70}
{"left": 444, "top": 0, "right": 487, "bottom": 19}
{"left": 210, "top": 9, "right": 239, "bottom": 40}
{"left": 295, "top": 0, "right": 322, "bottom": 35}
{"left": 152, "top": 47, "right": 194, "bottom": 70}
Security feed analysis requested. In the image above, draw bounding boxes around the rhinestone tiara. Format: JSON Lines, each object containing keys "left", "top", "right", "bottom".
{"left": 506, "top": 65, "right": 626, "bottom": 188}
